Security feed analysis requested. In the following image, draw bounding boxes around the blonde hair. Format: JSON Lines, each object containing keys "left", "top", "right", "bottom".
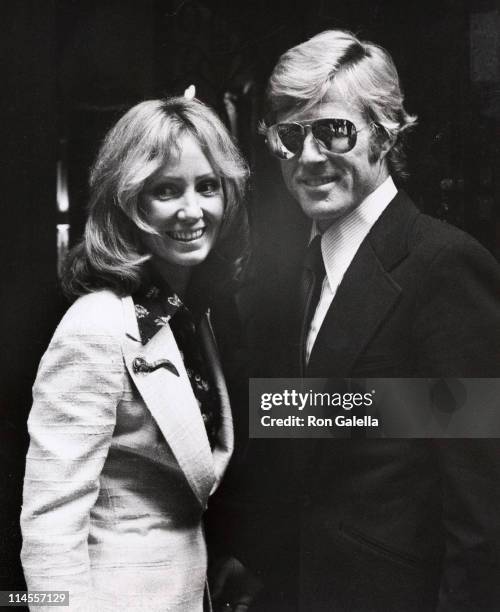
{"left": 63, "top": 97, "right": 249, "bottom": 298}
{"left": 266, "top": 30, "right": 417, "bottom": 178}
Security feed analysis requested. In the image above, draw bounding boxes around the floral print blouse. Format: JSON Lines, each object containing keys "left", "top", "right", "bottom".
{"left": 133, "top": 284, "right": 220, "bottom": 448}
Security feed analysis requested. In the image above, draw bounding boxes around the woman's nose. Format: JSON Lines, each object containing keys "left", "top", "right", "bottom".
{"left": 177, "top": 192, "right": 203, "bottom": 221}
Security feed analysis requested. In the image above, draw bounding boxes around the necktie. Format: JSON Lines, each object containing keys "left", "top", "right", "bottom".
{"left": 298, "top": 235, "right": 326, "bottom": 374}
{"left": 291, "top": 236, "right": 326, "bottom": 490}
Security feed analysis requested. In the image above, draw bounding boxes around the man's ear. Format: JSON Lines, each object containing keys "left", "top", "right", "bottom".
{"left": 378, "top": 135, "right": 394, "bottom": 160}
{"left": 369, "top": 126, "right": 394, "bottom": 163}
{"left": 376, "top": 125, "right": 395, "bottom": 159}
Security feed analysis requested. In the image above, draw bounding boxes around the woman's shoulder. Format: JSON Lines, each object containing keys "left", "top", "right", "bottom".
{"left": 55, "top": 289, "right": 131, "bottom": 338}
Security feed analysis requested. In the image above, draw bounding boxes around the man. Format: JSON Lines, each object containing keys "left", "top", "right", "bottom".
{"left": 212, "top": 30, "right": 500, "bottom": 612}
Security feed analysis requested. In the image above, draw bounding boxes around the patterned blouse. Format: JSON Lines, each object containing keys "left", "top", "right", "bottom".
{"left": 133, "top": 283, "right": 220, "bottom": 448}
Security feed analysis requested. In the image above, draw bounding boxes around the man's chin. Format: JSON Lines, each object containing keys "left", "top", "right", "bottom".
{"left": 300, "top": 198, "right": 357, "bottom": 227}
{"left": 303, "top": 207, "right": 349, "bottom": 227}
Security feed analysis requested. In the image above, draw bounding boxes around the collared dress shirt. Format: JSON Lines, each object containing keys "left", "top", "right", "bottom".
{"left": 306, "top": 176, "right": 398, "bottom": 363}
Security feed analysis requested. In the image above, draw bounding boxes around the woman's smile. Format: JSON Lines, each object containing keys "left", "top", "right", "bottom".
{"left": 165, "top": 227, "right": 206, "bottom": 242}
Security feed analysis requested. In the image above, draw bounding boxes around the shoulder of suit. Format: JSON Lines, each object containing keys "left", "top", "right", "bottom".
{"left": 408, "top": 211, "right": 497, "bottom": 266}
{"left": 54, "top": 289, "right": 129, "bottom": 338}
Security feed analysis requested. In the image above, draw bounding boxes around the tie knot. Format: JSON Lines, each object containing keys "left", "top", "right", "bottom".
{"left": 304, "top": 235, "right": 325, "bottom": 279}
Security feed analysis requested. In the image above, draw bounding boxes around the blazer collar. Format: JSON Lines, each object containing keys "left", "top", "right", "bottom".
{"left": 120, "top": 296, "right": 232, "bottom": 508}
{"left": 306, "top": 191, "right": 419, "bottom": 376}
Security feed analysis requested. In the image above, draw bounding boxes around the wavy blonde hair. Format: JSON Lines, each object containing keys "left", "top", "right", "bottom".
{"left": 63, "top": 97, "right": 249, "bottom": 298}
{"left": 265, "top": 30, "right": 417, "bottom": 178}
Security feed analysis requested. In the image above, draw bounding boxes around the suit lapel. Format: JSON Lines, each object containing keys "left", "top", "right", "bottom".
{"left": 307, "top": 191, "right": 418, "bottom": 377}
{"left": 120, "top": 296, "right": 216, "bottom": 508}
{"left": 307, "top": 242, "right": 401, "bottom": 376}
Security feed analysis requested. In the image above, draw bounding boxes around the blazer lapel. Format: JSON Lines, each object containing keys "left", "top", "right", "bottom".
{"left": 307, "top": 191, "right": 418, "bottom": 377}
{"left": 120, "top": 296, "right": 216, "bottom": 508}
{"left": 198, "top": 313, "right": 234, "bottom": 490}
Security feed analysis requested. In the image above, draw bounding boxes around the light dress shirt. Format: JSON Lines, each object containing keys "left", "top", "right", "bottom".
{"left": 305, "top": 176, "right": 397, "bottom": 363}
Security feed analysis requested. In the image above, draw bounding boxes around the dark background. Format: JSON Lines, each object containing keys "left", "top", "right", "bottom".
{"left": 1, "top": 0, "right": 499, "bottom": 593}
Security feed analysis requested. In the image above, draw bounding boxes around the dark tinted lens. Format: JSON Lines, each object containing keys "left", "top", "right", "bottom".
{"left": 276, "top": 123, "right": 304, "bottom": 154}
{"left": 312, "top": 119, "right": 356, "bottom": 153}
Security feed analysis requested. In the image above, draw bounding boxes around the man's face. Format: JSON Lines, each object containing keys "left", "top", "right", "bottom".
{"left": 278, "top": 93, "right": 389, "bottom": 231}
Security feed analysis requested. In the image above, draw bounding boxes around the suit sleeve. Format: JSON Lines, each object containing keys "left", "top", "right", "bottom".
{"left": 414, "top": 235, "right": 500, "bottom": 609}
{"left": 20, "top": 322, "right": 124, "bottom": 612}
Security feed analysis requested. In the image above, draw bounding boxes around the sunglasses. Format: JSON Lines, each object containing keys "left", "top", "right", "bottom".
{"left": 265, "top": 118, "right": 369, "bottom": 159}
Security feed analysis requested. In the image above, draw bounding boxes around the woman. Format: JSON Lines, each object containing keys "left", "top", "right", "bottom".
{"left": 20, "top": 97, "right": 248, "bottom": 612}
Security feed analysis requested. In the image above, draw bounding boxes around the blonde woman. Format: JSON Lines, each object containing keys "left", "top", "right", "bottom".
{"left": 21, "top": 97, "right": 248, "bottom": 612}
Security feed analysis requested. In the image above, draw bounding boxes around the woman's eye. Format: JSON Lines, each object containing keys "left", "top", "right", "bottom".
{"left": 197, "top": 179, "right": 220, "bottom": 195}
{"left": 153, "top": 183, "right": 178, "bottom": 199}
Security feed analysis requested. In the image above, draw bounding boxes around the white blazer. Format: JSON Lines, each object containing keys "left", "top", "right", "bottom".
{"left": 20, "top": 290, "right": 233, "bottom": 612}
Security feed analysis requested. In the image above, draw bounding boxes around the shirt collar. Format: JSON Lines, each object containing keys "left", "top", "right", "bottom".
{"left": 133, "top": 267, "right": 208, "bottom": 345}
{"left": 312, "top": 176, "right": 397, "bottom": 290}
{"left": 133, "top": 283, "right": 184, "bottom": 345}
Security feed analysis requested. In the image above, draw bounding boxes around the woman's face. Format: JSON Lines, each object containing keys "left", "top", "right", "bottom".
{"left": 140, "top": 133, "right": 224, "bottom": 272}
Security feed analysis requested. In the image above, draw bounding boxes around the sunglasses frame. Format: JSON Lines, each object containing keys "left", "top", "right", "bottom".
{"left": 265, "top": 118, "right": 371, "bottom": 160}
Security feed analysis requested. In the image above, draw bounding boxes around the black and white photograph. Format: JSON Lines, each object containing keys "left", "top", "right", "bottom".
{"left": 2, "top": 1, "right": 500, "bottom": 610}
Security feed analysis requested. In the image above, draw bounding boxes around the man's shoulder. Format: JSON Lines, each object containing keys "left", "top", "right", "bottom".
{"left": 386, "top": 191, "right": 497, "bottom": 266}
{"left": 409, "top": 210, "right": 496, "bottom": 267}
{"left": 368, "top": 190, "right": 495, "bottom": 273}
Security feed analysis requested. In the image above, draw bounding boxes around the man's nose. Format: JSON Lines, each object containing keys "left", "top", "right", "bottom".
{"left": 298, "top": 131, "right": 328, "bottom": 164}
{"left": 177, "top": 191, "right": 203, "bottom": 221}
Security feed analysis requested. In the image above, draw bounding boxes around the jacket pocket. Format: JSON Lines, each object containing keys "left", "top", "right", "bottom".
{"left": 353, "top": 350, "right": 412, "bottom": 373}
{"left": 339, "top": 523, "right": 423, "bottom": 571}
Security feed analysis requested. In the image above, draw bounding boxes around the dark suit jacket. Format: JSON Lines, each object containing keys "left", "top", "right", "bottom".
{"left": 219, "top": 191, "right": 500, "bottom": 612}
